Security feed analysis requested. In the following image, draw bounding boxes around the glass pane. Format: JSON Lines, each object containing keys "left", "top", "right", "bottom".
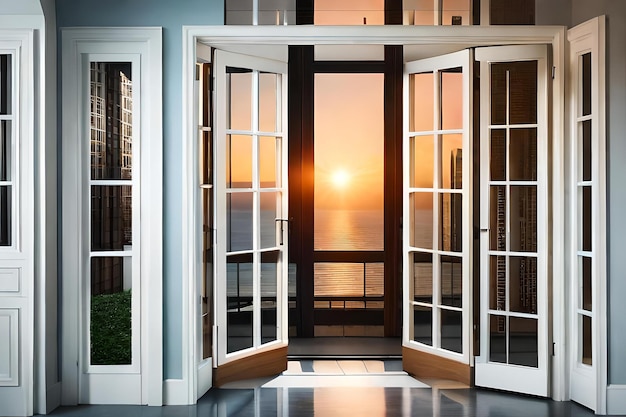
{"left": 411, "top": 192, "right": 433, "bottom": 249}
{"left": 405, "top": 0, "right": 435, "bottom": 25}
{"left": 489, "top": 315, "right": 506, "bottom": 363}
{"left": 314, "top": 263, "right": 364, "bottom": 297}
{"left": 258, "top": 0, "right": 295, "bottom": 25}
{"left": 260, "top": 192, "right": 279, "bottom": 249}
{"left": 510, "top": 186, "right": 537, "bottom": 252}
{"left": 202, "top": 188, "right": 213, "bottom": 360}
{"left": 315, "top": 0, "right": 384, "bottom": 25}
{"left": 91, "top": 185, "right": 133, "bottom": 251}
{"left": 440, "top": 193, "right": 462, "bottom": 252}
{"left": 489, "top": 186, "right": 506, "bottom": 251}
{"left": 227, "top": 192, "right": 253, "bottom": 252}
{"left": 490, "top": 256, "right": 506, "bottom": 311}
{"left": 490, "top": 61, "right": 538, "bottom": 125}
{"left": 582, "top": 186, "right": 592, "bottom": 252}
{"left": 441, "top": 134, "right": 462, "bottom": 189}
{"left": 411, "top": 135, "right": 434, "bottom": 188}
{"left": 410, "top": 73, "right": 434, "bottom": 131}
{"left": 260, "top": 136, "right": 279, "bottom": 188}
{"left": 227, "top": 68, "right": 252, "bottom": 131}
{"left": 509, "top": 256, "right": 537, "bottom": 314}
{"left": 581, "top": 256, "right": 592, "bottom": 311}
{"left": 365, "top": 263, "right": 384, "bottom": 296}
{"left": 227, "top": 253, "right": 253, "bottom": 353}
{"left": 413, "top": 305, "right": 432, "bottom": 346}
{"left": 509, "top": 317, "right": 538, "bottom": 367}
{"left": 441, "top": 255, "right": 462, "bottom": 307}
{"left": 582, "top": 52, "right": 592, "bottom": 117}
{"left": 314, "top": 73, "right": 384, "bottom": 252}
{"left": 490, "top": 129, "right": 506, "bottom": 181}
{"left": 200, "top": 130, "right": 212, "bottom": 185}
{"left": 0, "top": 54, "right": 12, "bottom": 115}
{"left": 225, "top": 0, "right": 253, "bottom": 24}
{"left": 441, "top": 69, "right": 463, "bottom": 129}
{"left": 90, "top": 62, "right": 133, "bottom": 180}
{"left": 490, "top": 64, "right": 508, "bottom": 125}
{"left": 412, "top": 252, "right": 433, "bottom": 303}
{"left": 582, "top": 120, "right": 592, "bottom": 182}
{"left": 261, "top": 251, "right": 278, "bottom": 345}
{"left": 90, "top": 257, "right": 131, "bottom": 365}
{"left": 259, "top": 73, "right": 279, "bottom": 132}
{"left": 227, "top": 135, "right": 253, "bottom": 188}
{"left": 509, "top": 129, "right": 537, "bottom": 181}
{"left": 0, "top": 120, "right": 10, "bottom": 181}
{"left": 509, "top": 61, "right": 537, "bottom": 125}
{"left": 582, "top": 314, "right": 592, "bottom": 365}
{"left": 440, "top": 309, "right": 462, "bottom": 353}
{"left": 0, "top": 185, "right": 10, "bottom": 246}
{"left": 442, "top": 0, "right": 470, "bottom": 25}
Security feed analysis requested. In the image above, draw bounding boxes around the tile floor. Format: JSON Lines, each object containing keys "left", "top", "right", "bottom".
{"left": 43, "top": 360, "right": 599, "bottom": 417}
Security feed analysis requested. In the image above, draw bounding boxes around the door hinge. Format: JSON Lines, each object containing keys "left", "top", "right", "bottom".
{"left": 552, "top": 66, "right": 556, "bottom": 79}
{"left": 552, "top": 342, "right": 556, "bottom": 356}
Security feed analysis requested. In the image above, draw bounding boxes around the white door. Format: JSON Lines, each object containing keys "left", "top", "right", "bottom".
{"left": 0, "top": 33, "right": 34, "bottom": 417}
{"left": 402, "top": 50, "right": 472, "bottom": 367}
{"left": 475, "top": 45, "right": 550, "bottom": 397}
{"left": 567, "top": 16, "right": 606, "bottom": 413}
{"left": 213, "top": 50, "right": 289, "bottom": 368}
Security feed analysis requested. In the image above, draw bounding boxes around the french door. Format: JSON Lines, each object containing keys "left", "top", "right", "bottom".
{"left": 402, "top": 49, "right": 472, "bottom": 374}
{"left": 213, "top": 50, "right": 289, "bottom": 373}
{"left": 475, "top": 45, "right": 550, "bottom": 397}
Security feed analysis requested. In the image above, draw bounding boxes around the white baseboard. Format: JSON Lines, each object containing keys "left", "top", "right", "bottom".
{"left": 163, "top": 379, "right": 191, "bottom": 405}
{"left": 607, "top": 385, "right": 626, "bottom": 415}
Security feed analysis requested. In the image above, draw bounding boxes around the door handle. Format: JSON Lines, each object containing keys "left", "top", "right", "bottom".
{"left": 276, "top": 218, "right": 290, "bottom": 245}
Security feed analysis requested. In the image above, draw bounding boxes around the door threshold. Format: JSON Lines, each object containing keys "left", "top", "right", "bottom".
{"left": 288, "top": 337, "right": 402, "bottom": 359}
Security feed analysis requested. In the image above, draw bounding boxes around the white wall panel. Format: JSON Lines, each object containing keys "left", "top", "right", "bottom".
{"left": 0, "top": 309, "right": 19, "bottom": 386}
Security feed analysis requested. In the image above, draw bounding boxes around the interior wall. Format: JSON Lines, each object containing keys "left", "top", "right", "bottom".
{"left": 55, "top": 0, "right": 223, "bottom": 380}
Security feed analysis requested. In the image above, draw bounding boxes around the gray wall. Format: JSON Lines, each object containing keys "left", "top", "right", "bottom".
{"left": 55, "top": 0, "right": 223, "bottom": 380}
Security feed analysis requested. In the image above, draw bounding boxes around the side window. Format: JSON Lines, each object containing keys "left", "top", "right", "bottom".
{"left": 0, "top": 53, "right": 13, "bottom": 246}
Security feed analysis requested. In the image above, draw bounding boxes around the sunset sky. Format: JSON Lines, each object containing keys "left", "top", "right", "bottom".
{"left": 226, "top": 65, "right": 463, "bottom": 211}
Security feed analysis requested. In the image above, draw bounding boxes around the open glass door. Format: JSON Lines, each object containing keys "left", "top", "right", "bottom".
{"left": 213, "top": 50, "right": 289, "bottom": 385}
{"left": 475, "top": 45, "right": 549, "bottom": 396}
{"left": 402, "top": 49, "right": 472, "bottom": 381}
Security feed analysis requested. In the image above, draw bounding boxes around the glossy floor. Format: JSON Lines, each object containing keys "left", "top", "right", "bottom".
{"left": 45, "top": 386, "right": 598, "bottom": 417}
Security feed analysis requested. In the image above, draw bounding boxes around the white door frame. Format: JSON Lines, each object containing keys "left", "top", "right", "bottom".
{"left": 181, "top": 23, "right": 567, "bottom": 405}
{"left": 61, "top": 27, "right": 163, "bottom": 406}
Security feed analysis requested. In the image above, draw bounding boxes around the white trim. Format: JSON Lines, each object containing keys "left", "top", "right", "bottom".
{"left": 607, "top": 385, "right": 626, "bottom": 415}
{"left": 566, "top": 15, "right": 607, "bottom": 415}
{"left": 61, "top": 27, "right": 163, "bottom": 406}
{"left": 163, "top": 379, "right": 189, "bottom": 406}
{"left": 182, "top": 23, "right": 567, "bottom": 404}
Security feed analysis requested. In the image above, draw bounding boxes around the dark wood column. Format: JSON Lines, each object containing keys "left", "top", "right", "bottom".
{"left": 288, "top": 45, "right": 315, "bottom": 337}
{"left": 384, "top": 45, "right": 403, "bottom": 337}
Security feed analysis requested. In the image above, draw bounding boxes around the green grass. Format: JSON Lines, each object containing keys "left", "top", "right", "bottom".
{"left": 90, "top": 290, "right": 132, "bottom": 365}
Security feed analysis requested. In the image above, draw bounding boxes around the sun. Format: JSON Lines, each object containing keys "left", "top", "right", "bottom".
{"left": 331, "top": 169, "right": 350, "bottom": 188}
